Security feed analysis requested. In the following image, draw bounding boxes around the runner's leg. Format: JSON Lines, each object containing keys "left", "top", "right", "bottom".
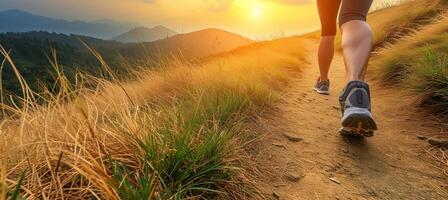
{"left": 338, "top": 0, "right": 377, "bottom": 136}
{"left": 339, "top": 0, "right": 373, "bottom": 81}
{"left": 316, "top": 0, "right": 342, "bottom": 81}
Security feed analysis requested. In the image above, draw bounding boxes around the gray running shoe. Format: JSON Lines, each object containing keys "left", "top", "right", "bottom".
{"left": 313, "top": 78, "right": 330, "bottom": 95}
{"left": 339, "top": 81, "right": 378, "bottom": 137}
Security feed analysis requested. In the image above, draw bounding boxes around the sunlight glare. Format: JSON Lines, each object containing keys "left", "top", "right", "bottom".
{"left": 251, "top": 4, "right": 263, "bottom": 19}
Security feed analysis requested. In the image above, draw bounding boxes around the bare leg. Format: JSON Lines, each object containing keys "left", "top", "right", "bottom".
{"left": 340, "top": 20, "right": 373, "bottom": 81}
{"left": 318, "top": 36, "right": 335, "bottom": 81}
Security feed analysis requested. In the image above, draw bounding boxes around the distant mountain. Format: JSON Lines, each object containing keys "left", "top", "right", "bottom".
{"left": 124, "top": 28, "right": 254, "bottom": 58}
{"left": 90, "top": 19, "right": 140, "bottom": 28}
{"left": 112, "top": 26, "right": 177, "bottom": 43}
{"left": 0, "top": 9, "right": 136, "bottom": 38}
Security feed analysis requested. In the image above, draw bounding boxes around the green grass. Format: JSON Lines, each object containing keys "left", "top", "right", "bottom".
{"left": 409, "top": 47, "right": 448, "bottom": 115}
{"left": 109, "top": 88, "right": 255, "bottom": 199}
{"left": 374, "top": 18, "right": 448, "bottom": 117}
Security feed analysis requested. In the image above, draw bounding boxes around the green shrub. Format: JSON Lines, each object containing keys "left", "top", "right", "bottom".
{"left": 409, "top": 48, "right": 448, "bottom": 116}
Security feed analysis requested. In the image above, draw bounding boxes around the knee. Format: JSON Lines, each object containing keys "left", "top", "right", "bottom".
{"left": 341, "top": 21, "right": 372, "bottom": 42}
{"left": 339, "top": 14, "right": 367, "bottom": 29}
{"left": 340, "top": 23, "right": 372, "bottom": 51}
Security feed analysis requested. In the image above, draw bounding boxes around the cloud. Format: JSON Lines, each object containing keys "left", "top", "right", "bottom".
{"left": 203, "top": 0, "right": 312, "bottom": 12}
{"left": 203, "top": 0, "right": 234, "bottom": 12}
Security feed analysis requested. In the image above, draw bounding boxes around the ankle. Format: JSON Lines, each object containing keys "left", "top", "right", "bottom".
{"left": 346, "top": 75, "right": 363, "bottom": 82}
{"left": 319, "top": 76, "right": 329, "bottom": 81}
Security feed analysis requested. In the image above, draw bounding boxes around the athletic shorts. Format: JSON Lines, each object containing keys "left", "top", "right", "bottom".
{"left": 317, "top": 0, "right": 373, "bottom": 36}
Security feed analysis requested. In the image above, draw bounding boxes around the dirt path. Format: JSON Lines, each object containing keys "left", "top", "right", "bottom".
{"left": 257, "top": 44, "right": 448, "bottom": 199}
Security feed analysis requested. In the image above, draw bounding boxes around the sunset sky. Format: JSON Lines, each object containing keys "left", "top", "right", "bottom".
{"left": 0, "top": 0, "right": 392, "bottom": 39}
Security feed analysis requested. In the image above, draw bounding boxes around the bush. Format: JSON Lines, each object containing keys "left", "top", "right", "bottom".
{"left": 410, "top": 48, "right": 448, "bottom": 116}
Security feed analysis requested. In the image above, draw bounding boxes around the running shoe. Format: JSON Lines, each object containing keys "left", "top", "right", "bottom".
{"left": 339, "top": 81, "right": 378, "bottom": 137}
{"left": 313, "top": 78, "right": 330, "bottom": 95}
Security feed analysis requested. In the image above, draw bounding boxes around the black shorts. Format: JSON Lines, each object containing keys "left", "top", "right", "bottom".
{"left": 317, "top": 0, "right": 373, "bottom": 36}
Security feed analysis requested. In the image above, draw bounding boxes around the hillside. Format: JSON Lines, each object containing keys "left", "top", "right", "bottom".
{"left": 373, "top": 16, "right": 448, "bottom": 116}
{"left": 0, "top": 29, "right": 253, "bottom": 96}
{"left": 0, "top": 31, "right": 124, "bottom": 48}
{"left": 368, "top": 0, "right": 448, "bottom": 48}
{"left": 0, "top": 9, "right": 136, "bottom": 38}
{"left": 0, "top": 31, "right": 129, "bottom": 95}
{"left": 0, "top": 29, "right": 310, "bottom": 200}
{"left": 123, "top": 28, "right": 254, "bottom": 58}
{"left": 111, "top": 26, "right": 177, "bottom": 43}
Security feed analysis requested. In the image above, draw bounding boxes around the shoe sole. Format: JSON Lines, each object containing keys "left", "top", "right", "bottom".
{"left": 339, "top": 127, "right": 374, "bottom": 137}
{"left": 313, "top": 87, "right": 330, "bottom": 95}
{"left": 340, "top": 108, "right": 378, "bottom": 137}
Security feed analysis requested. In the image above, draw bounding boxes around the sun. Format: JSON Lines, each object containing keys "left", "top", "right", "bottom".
{"left": 250, "top": 4, "right": 263, "bottom": 19}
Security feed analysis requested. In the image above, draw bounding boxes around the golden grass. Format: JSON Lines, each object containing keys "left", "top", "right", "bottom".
{"left": 0, "top": 36, "right": 311, "bottom": 199}
{"left": 371, "top": 14, "right": 448, "bottom": 82}
{"left": 368, "top": 0, "right": 448, "bottom": 48}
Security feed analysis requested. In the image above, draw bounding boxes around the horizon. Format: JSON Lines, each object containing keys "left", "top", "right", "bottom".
{"left": 0, "top": 0, "right": 394, "bottom": 39}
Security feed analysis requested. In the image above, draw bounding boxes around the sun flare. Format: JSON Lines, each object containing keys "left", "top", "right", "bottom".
{"left": 250, "top": 4, "right": 263, "bottom": 19}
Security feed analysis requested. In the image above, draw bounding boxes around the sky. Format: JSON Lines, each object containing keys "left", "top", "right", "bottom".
{"left": 0, "top": 0, "right": 393, "bottom": 39}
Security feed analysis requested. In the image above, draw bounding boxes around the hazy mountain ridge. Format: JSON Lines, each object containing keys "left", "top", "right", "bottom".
{"left": 111, "top": 26, "right": 178, "bottom": 43}
{"left": 0, "top": 9, "right": 136, "bottom": 39}
{"left": 129, "top": 28, "right": 254, "bottom": 58}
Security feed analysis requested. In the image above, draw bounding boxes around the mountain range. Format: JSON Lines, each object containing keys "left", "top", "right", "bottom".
{"left": 0, "top": 9, "right": 137, "bottom": 39}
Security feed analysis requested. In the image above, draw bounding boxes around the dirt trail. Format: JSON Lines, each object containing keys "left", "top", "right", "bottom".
{"left": 257, "top": 44, "right": 448, "bottom": 199}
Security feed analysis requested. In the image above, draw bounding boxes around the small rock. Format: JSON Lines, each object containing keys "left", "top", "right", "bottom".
{"left": 272, "top": 142, "right": 286, "bottom": 148}
{"left": 285, "top": 172, "right": 304, "bottom": 182}
{"left": 416, "top": 135, "right": 428, "bottom": 140}
{"left": 272, "top": 191, "right": 280, "bottom": 199}
{"left": 274, "top": 184, "right": 287, "bottom": 188}
{"left": 332, "top": 105, "right": 340, "bottom": 110}
{"left": 367, "top": 188, "right": 377, "bottom": 197}
{"left": 339, "top": 148, "right": 349, "bottom": 153}
{"left": 328, "top": 177, "right": 341, "bottom": 184}
{"left": 283, "top": 133, "right": 304, "bottom": 142}
{"left": 428, "top": 137, "right": 448, "bottom": 146}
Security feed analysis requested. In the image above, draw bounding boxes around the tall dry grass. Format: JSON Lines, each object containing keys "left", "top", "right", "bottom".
{"left": 0, "top": 37, "right": 311, "bottom": 199}
{"left": 372, "top": 15, "right": 448, "bottom": 115}
{"left": 368, "top": 0, "right": 448, "bottom": 48}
